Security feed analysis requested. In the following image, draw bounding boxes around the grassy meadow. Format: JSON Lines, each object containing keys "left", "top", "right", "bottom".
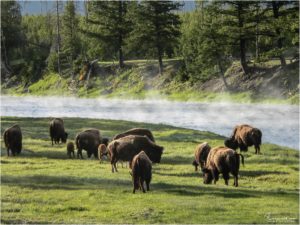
{"left": 1, "top": 117, "right": 299, "bottom": 224}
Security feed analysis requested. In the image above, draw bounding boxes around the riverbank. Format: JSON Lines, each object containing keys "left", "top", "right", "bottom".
{"left": 2, "top": 59, "right": 299, "bottom": 105}
{"left": 1, "top": 117, "right": 299, "bottom": 224}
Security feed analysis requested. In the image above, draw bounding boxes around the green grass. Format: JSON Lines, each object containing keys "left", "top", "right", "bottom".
{"left": 1, "top": 117, "right": 299, "bottom": 224}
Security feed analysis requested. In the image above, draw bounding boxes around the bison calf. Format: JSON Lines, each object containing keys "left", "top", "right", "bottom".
{"left": 131, "top": 151, "right": 152, "bottom": 193}
{"left": 49, "top": 118, "right": 68, "bottom": 145}
{"left": 202, "top": 146, "right": 244, "bottom": 187}
{"left": 225, "top": 124, "right": 262, "bottom": 154}
{"left": 67, "top": 142, "right": 75, "bottom": 158}
{"left": 3, "top": 124, "right": 22, "bottom": 156}
{"left": 192, "top": 142, "right": 211, "bottom": 171}
{"left": 98, "top": 144, "right": 107, "bottom": 163}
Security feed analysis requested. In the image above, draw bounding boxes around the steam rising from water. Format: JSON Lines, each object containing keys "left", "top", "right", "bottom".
{"left": 1, "top": 95, "right": 299, "bottom": 150}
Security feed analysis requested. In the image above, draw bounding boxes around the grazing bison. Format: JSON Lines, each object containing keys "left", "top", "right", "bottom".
{"left": 3, "top": 124, "right": 22, "bottom": 156}
{"left": 130, "top": 151, "right": 152, "bottom": 193}
{"left": 75, "top": 129, "right": 102, "bottom": 159}
{"left": 113, "top": 128, "right": 155, "bottom": 142}
{"left": 49, "top": 118, "right": 68, "bottom": 145}
{"left": 224, "top": 124, "right": 262, "bottom": 154}
{"left": 67, "top": 141, "right": 75, "bottom": 158}
{"left": 192, "top": 142, "right": 211, "bottom": 171}
{"left": 107, "top": 135, "right": 163, "bottom": 172}
{"left": 102, "top": 137, "right": 109, "bottom": 146}
{"left": 98, "top": 144, "right": 107, "bottom": 163}
{"left": 202, "top": 146, "right": 244, "bottom": 187}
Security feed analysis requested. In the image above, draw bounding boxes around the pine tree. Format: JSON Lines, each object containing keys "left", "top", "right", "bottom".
{"left": 129, "top": 1, "right": 182, "bottom": 75}
{"left": 62, "top": 1, "right": 80, "bottom": 78}
{"left": 85, "top": 1, "right": 131, "bottom": 68}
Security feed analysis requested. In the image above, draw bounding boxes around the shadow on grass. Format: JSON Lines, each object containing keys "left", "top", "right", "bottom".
{"left": 161, "top": 155, "right": 193, "bottom": 165}
{"left": 1, "top": 174, "right": 130, "bottom": 191}
{"left": 240, "top": 170, "right": 289, "bottom": 177}
{"left": 154, "top": 171, "right": 199, "bottom": 178}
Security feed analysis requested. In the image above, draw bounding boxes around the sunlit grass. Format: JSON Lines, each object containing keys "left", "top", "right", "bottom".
{"left": 0, "top": 116, "right": 299, "bottom": 224}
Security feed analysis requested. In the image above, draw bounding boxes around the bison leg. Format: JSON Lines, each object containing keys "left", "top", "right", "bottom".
{"left": 255, "top": 145, "right": 260, "bottom": 154}
{"left": 233, "top": 175, "right": 238, "bottom": 187}
{"left": 7, "top": 148, "right": 10, "bottom": 157}
{"left": 140, "top": 179, "right": 146, "bottom": 193}
{"left": 51, "top": 138, "right": 54, "bottom": 146}
{"left": 146, "top": 181, "right": 150, "bottom": 191}
{"left": 77, "top": 149, "right": 83, "bottom": 159}
{"left": 223, "top": 173, "right": 230, "bottom": 185}
{"left": 212, "top": 169, "right": 219, "bottom": 184}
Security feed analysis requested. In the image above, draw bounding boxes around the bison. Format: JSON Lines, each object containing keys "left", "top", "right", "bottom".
{"left": 113, "top": 128, "right": 155, "bottom": 142}
{"left": 67, "top": 141, "right": 75, "bottom": 158}
{"left": 192, "top": 142, "right": 211, "bottom": 171}
{"left": 3, "top": 124, "right": 22, "bottom": 156}
{"left": 102, "top": 137, "right": 109, "bottom": 146}
{"left": 49, "top": 118, "right": 68, "bottom": 145}
{"left": 107, "top": 135, "right": 163, "bottom": 172}
{"left": 130, "top": 151, "right": 152, "bottom": 193}
{"left": 224, "top": 124, "right": 262, "bottom": 154}
{"left": 75, "top": 129, "right": 102, "bottom": 159}
{"left": 202, "top": 146, "right": 244, "bottom": 187}
{"left": 98, "top": 144, "right": 107, "bottom": 163}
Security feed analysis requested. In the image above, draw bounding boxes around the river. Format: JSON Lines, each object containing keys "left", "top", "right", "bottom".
{"left": 1, "top": 95, "right": 299, "bottom": 149}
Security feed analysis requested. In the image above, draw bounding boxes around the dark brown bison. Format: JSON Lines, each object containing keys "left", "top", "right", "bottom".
{"left": 75, "top": 129, "right": 102, "bottom": 159}
{"left": 113, "top": 128, "right": 155, "bottom": 142}
{"left": 192, "top": 142, "right": 211, "bottom": 171}
{"left": 107, "top": 135, "right": 163, "bottom": 172}
{"left": 49, "top": 118, "right": 68, "bottom": 145}
{"left": 3, "top": 124, "right": 22, "bottom": 156}
{"left": 67, "top": 141, "right": 75, "bottom": 158}
{"left": 130, "top": 151, "right": 152, "bottom": 193}
{"left": 224, "top": 124, "right": 262, "bottom": 154}
{"left": 202, "top": 146, "right": 244, "bottom": 187}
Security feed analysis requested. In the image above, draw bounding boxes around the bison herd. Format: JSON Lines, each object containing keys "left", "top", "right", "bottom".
{"left": 3, "top": 119, "right": 262, "bottom": 193}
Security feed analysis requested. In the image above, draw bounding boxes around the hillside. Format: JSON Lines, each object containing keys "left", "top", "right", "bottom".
{"left": 1, "top": 117, "right": 299, "bottom": 224}
{"left": 2, "top": 59, "right": 299, "bottom": 104}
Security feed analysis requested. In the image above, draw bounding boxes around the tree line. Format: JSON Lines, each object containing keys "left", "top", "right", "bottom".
{"left": 1, "top": 0, "right": 298, "bottom": 87}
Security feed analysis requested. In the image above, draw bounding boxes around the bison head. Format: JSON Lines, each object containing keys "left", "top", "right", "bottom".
{"left": 202, "top": 168, "right": 213, "bottom": 184}
{"left": 102, "top": 137, "right": 109, "bottom": 147}
{"left": 62, "top": 132, "right": 68, "bottom": 143}
{"left": 224, "top": 138, "right": 238, "bottom": 150}
{"left": 147, "top": 146, "right": 164, "bottom": 163}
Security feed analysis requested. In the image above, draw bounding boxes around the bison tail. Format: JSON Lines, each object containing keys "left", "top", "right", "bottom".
{"left": 3, "top": 130, "right": 9, "bottom": 148}
{"left": 75, "top": 135, "right": 80, "bottom": 150}
{"left": 192, "top": 160, "right": 199, "bottom": 167}
{"left": 238, "top": 153, "right": 245, "bottom": 167}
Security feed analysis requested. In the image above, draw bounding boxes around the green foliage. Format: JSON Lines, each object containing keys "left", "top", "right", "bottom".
{"left": 0, "top": 117, "right": 299, "bottom": 224}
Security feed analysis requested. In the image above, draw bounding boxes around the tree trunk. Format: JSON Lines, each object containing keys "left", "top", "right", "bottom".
{"left": 56, "top": 0, "right": 61, "bottom": 76}
{"left": 237, "top": 3, "right": 249, "bottom": 74}
{"left": 272, "top": 1, "right": 286, "bottom": 67}
{"left": 157, "top": 46, "right": 163, "bottom": 75}
{"left": 118, "top": 1, "right": 124, "bottom": 68}
{"left": 217, "top": 59, "right": 230, "bottom": 91}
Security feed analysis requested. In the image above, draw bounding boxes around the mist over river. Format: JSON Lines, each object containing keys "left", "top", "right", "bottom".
{"left": 1, "top": 95, "right": 299, "bottom": 149}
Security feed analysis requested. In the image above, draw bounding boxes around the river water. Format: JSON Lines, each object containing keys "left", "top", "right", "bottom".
{"left": 1, "top": 95, "right": 299, "bottom": 149}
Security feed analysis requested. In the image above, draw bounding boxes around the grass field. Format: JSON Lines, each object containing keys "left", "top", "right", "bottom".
{"left": 1, "top": 117, "right": 299, "bottom": 224}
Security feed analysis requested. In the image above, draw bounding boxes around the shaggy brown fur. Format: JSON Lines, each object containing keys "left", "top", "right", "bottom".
{"left": 107, "top": 135, "right": 163, "bottom": 173}
{"left": 49, "top": 118, "right": 68, "bottom": 145}
{"left": 98, "top": 144, "right": 107, "bottom": 163}
{"left": 192, "top": 142, "right": 211, "bottom": 171}
{"left": 75, "top": 129, "right": 102, "bottom": 159}
{"left": 224, "top": 124, "right": 262, "bottom": 154}
{"left": 67, "top": 141, "right": 75, "bottom": 158}
{"left": 3, "top": 124, "right": 22, "bottom": 156}
{"left": 113, "top": 128, "right": 155, "bottom": 142}
{"left": 131, "top": 151, "right": 152, "bottom": 193}
{"left": 202, "top": 146, "right": 244, "bottom": 187}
